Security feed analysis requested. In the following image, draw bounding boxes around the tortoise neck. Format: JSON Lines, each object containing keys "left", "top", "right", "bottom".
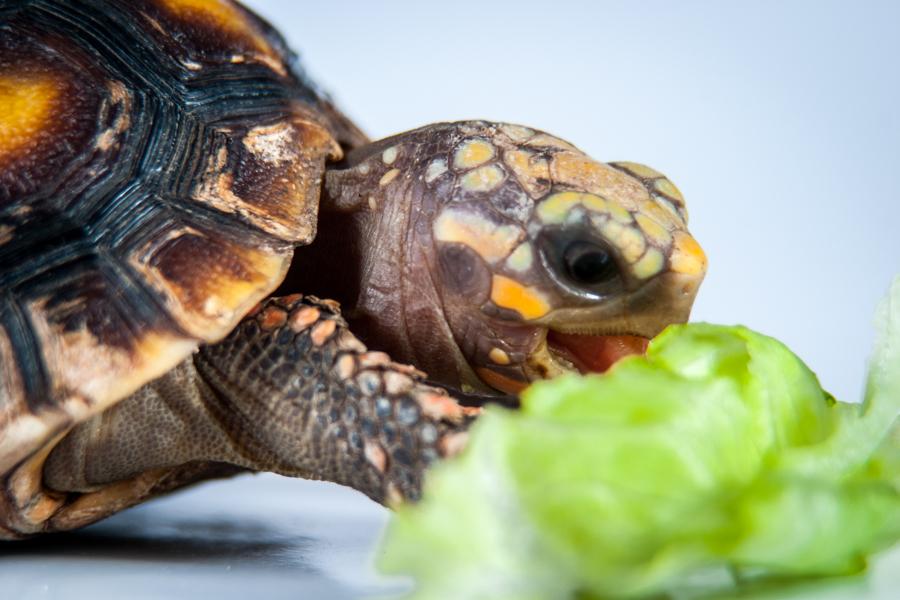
{"left": 309, "top": 178, "right": 473, "bottom": 388}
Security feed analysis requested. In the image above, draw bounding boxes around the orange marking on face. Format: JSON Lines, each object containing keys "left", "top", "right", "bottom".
{"left": 670, "top": 231, "right": 707, "bottom": 275}
{"left": 0, "top": 73, "right": 59, "bottom": 161}
{"left": 475, "top": 367, "right": 528, "bottom": 395}
{"left": 490, "top": 275, "right": 551, "bottom": 320}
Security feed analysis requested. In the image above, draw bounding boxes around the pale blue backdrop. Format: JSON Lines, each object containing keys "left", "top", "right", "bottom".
{"left": 250, "top": 0, "right": 900, "bottom": 403}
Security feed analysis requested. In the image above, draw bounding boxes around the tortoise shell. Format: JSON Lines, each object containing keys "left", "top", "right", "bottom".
{"left": 0, "top": 0, "right": 353, "bottom": 476}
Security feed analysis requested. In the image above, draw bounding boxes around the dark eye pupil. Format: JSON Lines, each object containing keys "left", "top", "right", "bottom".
{"left": 564, "top": 242, "right": 617, "bottom": 285}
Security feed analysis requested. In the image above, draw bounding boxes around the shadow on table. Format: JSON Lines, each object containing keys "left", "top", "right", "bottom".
{"left": 0, "top": 515, "right": 316, "bottom": 569}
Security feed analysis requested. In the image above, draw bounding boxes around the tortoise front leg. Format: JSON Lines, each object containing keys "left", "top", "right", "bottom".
{"left": 193, "top": 294, "right": 473, "bottom": 503}
{"left": 35, "top": 295, "right": 471, "bottom": 537}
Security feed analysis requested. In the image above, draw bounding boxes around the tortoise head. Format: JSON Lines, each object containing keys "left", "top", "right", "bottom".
{"left": 317, "top": 121, "right": 707, "bottom": 395}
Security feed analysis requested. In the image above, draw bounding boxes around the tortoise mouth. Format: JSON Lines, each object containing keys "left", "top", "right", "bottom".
{"left": 544, "top": 330, "right": 650, "bottom": 375}
{"left": 474, "top": 328, "right": 651, "bottom": 396}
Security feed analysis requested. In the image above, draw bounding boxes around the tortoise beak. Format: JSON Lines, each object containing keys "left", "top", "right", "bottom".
{"left": 515, "top": 270, "right": 704, "bottom": 386}
{"left": 537, "top": 270, "right": 703, "bottom": 339}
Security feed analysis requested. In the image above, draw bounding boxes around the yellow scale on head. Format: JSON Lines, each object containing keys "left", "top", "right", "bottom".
{"left": 433, "top": 207, "right": 520, "bottom": 264}
{"left": 633, "top": 248, "right": 665, "bottom": 279}
{"left": 453, "top": 139, "right": 505, "bottom": 193}
{"left": 536, "top": 191, "right": 608, "bottom": 224}
{"left": 635, "top": 213, "right": 671, "bottom": 247}
{"left": 453, "top": 139, "right": 495, "bottom": 170}
{"left": 0, "top": 72, "right": 59, "bottom": 161}
{"left": 460, "top": 165, "right": 504, "bottom": 192}
{"left": 506, "top": 242, "right": 533, "bottom": 272}
{"left": 538, "top": 191, "right": 651, "bottom": 266}
{"left": 613, "top": 161, "right": 663, "bottom": 180}
{"left": 503, "top": 148, "right": 550, "bottom": 198}
{"left": 654, "top": 178, "right": 684, "bottom": 203}
{"left": 601, "top": 220, "right": 646, "bottom": 264}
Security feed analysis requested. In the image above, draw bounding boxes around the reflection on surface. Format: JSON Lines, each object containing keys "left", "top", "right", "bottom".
{"left": 0, "top": 474, "right": 406, "bottom": 600}
{"left": 0, "top": 516, "right": 315, "bottom": 567}
{"left": 1, "top": 472, "right": 894, "bottom": 600}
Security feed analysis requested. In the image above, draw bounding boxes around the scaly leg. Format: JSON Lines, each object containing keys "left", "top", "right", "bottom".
{"left": 192, "top": 294, "right": 474, "bottom": 503}
{"left": 35, "top": 295, "right": 472, "bottom": 537}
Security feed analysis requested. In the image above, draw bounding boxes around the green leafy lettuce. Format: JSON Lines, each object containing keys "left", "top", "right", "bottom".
{"left": 379, "top": 280, "right": 900, "bottom": 599}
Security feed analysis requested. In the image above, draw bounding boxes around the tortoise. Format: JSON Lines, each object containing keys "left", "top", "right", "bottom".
{"left": 0, "top": 0, "right": 707, "bottom": 539}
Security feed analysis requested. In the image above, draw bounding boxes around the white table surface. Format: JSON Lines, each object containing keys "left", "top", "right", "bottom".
{"left": 0, "top": 475, "right": 406, "bottom": 600}
{"left": 1, "top": 473, "right": 897, "bottom": 600}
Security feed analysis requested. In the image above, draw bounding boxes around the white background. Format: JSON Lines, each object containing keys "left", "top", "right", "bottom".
{"left": 2, "top": 2, "right": 898, "bottom": 599}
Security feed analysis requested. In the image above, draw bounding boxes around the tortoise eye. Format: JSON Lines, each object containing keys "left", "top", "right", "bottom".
{"left": 539, "top": 230, "right": 623, "bottom": 299}
{"left": 563, "top": 241, "right": 618, "bottom": 286}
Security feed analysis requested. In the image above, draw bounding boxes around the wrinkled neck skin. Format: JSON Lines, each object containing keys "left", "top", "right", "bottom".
{"left": 286, "top": 169, "right": 533, "bottom": 397}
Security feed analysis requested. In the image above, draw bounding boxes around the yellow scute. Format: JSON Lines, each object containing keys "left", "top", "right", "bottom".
{"left": 198, "top": 246, "right": 287, "bottom": 327}
{"left": 0, "top": 74, "right": 59, "bottom": 160}
{"left": 159, "top": 0, "right": 271, "bottom": 52}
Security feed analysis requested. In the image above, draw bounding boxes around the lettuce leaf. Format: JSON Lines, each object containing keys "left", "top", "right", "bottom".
{"left": 379, "top": 280, "right": 900, "bottom": 599}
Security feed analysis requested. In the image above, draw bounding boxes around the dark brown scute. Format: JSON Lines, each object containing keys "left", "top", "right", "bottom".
{"left": 0, "top": 301, "right": 49, "bottom": 412}
{"left": 0, "top": 0, "right": 346, "bottom": 455}
{"left": 133, "top": 0, "right": 290, "bottom": 74}
{"left": 192, "top": 112, "right": 338, "bottom": 243}
{"left": 0, "top": 31, "right": 103, "bottom": 207}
